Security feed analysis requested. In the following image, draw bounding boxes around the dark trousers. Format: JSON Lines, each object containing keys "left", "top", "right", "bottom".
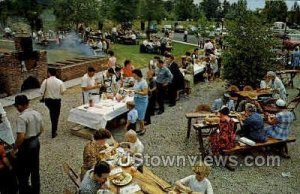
{"left": 145, "top": 94, "right": 156, "bottom": 124}
{"left": 16, "top": 137, "right": 40, "bottom": 194}
{"left": 0, "top": 167, "right": 18, "bottom": 194}
{"left": 168, "top": 83, "right": 177, "bottom": 105}
{"left": 126, "top": 123, "right": 136, "bottom": 131}
{"left": 45, "top": 98, "right": 61, "bottom": 135}
{"left": 157, "top": 83, "right": 167, "bottom": 112}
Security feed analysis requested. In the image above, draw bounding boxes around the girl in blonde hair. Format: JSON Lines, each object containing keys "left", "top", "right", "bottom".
{"left": 175, "top": 162, "right": 213, "bottom": 194}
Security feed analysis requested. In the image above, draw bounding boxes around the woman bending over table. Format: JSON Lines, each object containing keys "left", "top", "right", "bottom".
{"left": 81, "top": 129, "right": 115, "bottom": 179}
{"left": 175, "top": 162, "right": 213, "bottom": 194}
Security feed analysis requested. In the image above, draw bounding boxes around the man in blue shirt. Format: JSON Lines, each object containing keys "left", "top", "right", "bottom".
{"left": 156, "top": 59, "right": 173, "bottom": 114}
{"left": 238, "top": 103, "right": 266, "bottom": 142}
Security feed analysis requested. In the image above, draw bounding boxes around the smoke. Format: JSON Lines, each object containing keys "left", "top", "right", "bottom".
{"left": 59, "top": 32, "right": 95, "bottom": 56}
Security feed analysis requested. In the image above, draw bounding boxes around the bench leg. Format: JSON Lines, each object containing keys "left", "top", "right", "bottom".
{"left": 197, "top": 129, "right": 206, "bottom": 157}
{"left": 186, "top": 118, "right": 192, "bottom": 139}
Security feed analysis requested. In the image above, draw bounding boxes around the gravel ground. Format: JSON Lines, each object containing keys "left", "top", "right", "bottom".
{"left": 3, "top": 76, "right": 300, "bottom": 194}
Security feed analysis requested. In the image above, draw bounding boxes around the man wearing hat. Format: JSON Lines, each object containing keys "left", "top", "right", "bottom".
{"left": 12, "top": 95, "right": 43, "bottom": 194}
{"left": 238, "top": 103, "right": 266, "bottom": 142}
{"left": 265, "top": 71, "right": 287, "bottom": 100}
{"left": 264, "top": 99, "right": 294, "bottom": 141}
{"left": 211, "top": 92, "right": 235, "bottom": 113}
{"left": 236, "top": 93, "right": 263, "bottom": 113}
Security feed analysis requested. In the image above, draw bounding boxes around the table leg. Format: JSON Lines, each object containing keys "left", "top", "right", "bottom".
{"left": 290, "top": 73, "right": 296, "bottom": 88}
{"left": 187, "top": 118, "right": 191, "bottom": 139}
{"left": 197, "top": 129, "right": 206, "bottom": 158}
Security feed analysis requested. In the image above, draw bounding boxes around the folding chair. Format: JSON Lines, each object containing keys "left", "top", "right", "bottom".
{"left": 63, "top": 163, "right": 81, "bottom": 189}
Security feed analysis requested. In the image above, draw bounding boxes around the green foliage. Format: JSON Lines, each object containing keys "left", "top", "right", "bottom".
{"left": 53, "top": 0, "right": 101, "bottom": 30}
{"left": 174, "top": 0, "right": 198, "bottom": 21}
{"left": 139, "top": 0, "right": 165, "bottom": 23}
{"left": 111, "top": 0, "right": 139, "bottom": 23}
{"left": 225, "top": 0, "right": 247, "bottom": 20}
{"left": 263, "top": 0, "right": 288, "bottom": 23}
{"left": 200, "top": 0, "right": 220, "bottom": 21}
{"left": 222, "top": 13, "right": 276, "bottom": 87}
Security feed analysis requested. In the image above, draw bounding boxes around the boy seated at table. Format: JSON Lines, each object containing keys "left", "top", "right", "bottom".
{"left": 211, "top": 93, "right": 235, "bottom": 113}
{"left": 175, "top": 162, "right": 213, "bottom": 194}
{"left": 79, "top": 161, "right": 111, "bottom": 194}
{"left": 125, "top": 101, "right": 138, "bottom": 131}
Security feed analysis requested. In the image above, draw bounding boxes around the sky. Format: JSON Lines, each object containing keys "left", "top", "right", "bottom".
{"left": 194, "top": 0, "right": 300, "bottom": 10}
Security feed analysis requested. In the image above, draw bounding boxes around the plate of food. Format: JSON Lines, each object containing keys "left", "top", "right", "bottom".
{"left": 111, "top": 172, "right": 132, "bottom": 186}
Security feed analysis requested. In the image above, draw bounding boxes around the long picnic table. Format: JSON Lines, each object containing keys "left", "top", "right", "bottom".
{"left": 68, "top": 96, "right": 134, "bottom": 129}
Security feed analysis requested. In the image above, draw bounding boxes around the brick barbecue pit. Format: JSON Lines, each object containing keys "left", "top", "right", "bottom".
{"left": 0, "top": 34, "right": 48, "bottom": 96}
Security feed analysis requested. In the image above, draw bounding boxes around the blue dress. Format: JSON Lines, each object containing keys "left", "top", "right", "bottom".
{"left": 292, "top": 50, "right": 300, "bottom": 67}
{"left": 133, "top": 79, "right": 149, "bottom": 120}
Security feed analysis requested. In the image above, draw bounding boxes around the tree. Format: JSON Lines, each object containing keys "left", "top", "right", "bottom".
{"left": 53, "top": 0, "right": 101, "bottom": 30}
{"left": 288, "top": 2, "right": 300, "bottom": 25}
{"left": 222, "top": 13, "right": 276, "bottom": 87}
{"left": 200, "top": 0, "right": 220, "bottom": 20}
{"left": 174, "top": 0, "right": 197, "bottom": 21}
{"left": 225, "top": 0, "right": 247, "bottom": 20}
{"left": 111, "top": 0, "right": 139, "bottom": 23}
{"left": 139, "top": 0, "right": 165, "bottom": 37}
{"left": 263, "top": 0, "right": 288, "bottom": 23}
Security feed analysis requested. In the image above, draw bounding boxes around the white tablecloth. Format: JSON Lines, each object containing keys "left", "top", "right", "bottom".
{"left": 68, "top": 96, "right": 134, "bottom": 129}
{"left": 193, "top": 63, "right": 206, "bottom": 75}
{"left": 180, "top": 63, "right": 206, "bottom": 76}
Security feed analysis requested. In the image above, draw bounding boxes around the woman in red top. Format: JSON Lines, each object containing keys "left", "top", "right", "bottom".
{"left": 122, "top": 59, "right": 134, "bottom": 77}
{"left": 209, "top": 106, "right": 236, "bottom": 155}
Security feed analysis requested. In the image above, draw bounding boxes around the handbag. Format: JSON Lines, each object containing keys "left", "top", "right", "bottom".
{"left": 40, "top": 79, "right": 47, "bottom": 103}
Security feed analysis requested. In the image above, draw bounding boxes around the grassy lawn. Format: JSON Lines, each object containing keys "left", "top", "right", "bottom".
{"left": 0, "top": 39, "right": 197, "bottom": 68}
{"left": 110, "top": 42, "right": 197, "bottom": 69}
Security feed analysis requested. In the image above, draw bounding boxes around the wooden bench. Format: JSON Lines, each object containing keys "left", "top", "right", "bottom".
{"left": 223, "top": 137, "right": 296, "bottom": 156}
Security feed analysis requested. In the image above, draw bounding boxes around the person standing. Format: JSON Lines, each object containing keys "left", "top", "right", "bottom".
{"left": 132, "top": 69, "right": 148, "bottom": 135}
{"left": 40, "top": 68, "right": 66, "bottom": 138}
{"left": 81, "top": 66, "right": 102, "bottom": 104}
{"left": 12, "top": 95, "right": 44, "bottom": 194}
{"left": 0, "top": 102, "right": 15, "bottom": 145}
{"left": 144, "top": 70, "right": 157, "bottom": 125}
{"left": 156, "top": 60, "right": 173, "bottom": 114}
{"left": 165, "top": 54, "right": 185, "bottom": 106}
{"left": 183, "top": 30, "right": 188, "bottom": 42}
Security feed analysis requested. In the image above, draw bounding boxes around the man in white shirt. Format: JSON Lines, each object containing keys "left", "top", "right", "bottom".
{"left": 40, "top": 68, "right": 66, "bottom": 138}
{"left": 204, "top": 39, "right": 214, "bottom": 55}
{"left": 266, "top": 71, "right": 287, "bottom": 100}
{"left": 12, "top": 95, "right": 44, "bottom": 194}
{"left": 81, "top": 66, "right": 102, "bottom": 104}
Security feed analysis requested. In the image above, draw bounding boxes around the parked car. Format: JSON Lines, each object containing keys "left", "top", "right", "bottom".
{"left": 174, "top": 25, "right": 185, "bottom": 33}
{"left": 162, "top": 25, "right": 172, "bottom": 33}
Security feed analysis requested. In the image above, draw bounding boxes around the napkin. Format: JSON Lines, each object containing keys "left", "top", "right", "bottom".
{"left": 239, "top": 137, "right": 256, "bottom": 146}
{"left": 120, "top": 184, "right": 141, "bottom": 194}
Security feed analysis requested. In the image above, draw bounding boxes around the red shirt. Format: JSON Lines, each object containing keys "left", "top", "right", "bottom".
{"left": 122, "top": 66, "right": 133, "bottom": 77}
{"left": 0, "top": 144, "right": 6, "bottom": 167}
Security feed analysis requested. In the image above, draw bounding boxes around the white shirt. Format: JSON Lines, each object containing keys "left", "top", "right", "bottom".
{"left": 0, "top": 103, "right": 14, "bottom": 145}
{"left": 204, "top": 42, "right": 214, "bottom": 50}
{"left": 129, "top": 138, "right": 144, "bottom": 154}
{"left": 97, "top": 41, "right": 103, "bottom": 51}
{"left": 81, "top": 73, "right": 99, "bottom": 104}
{"left": 108, "top": 56, "right": 117, "bottom": 69}
{"left": 131, "top": 34, "right": 136, "bottom": 40}
{"left": 180, "top": 176, "right": 213, "bottom": 194}
{"left": 17, "top": 108, "right": 43, "bottom": 139}
{"left": 267, "top": 77, "right": 287, "bottom": 100}
{"left": 40, "top": 76, "right": 66, "bottom": 99}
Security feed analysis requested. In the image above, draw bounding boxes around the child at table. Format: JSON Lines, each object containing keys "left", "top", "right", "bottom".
{"left": 175, "top": 162, "right": 213, "bottom": 194}
{"left": 125, "top": 101, "right": 138, "bottom": 131}
{"left": 120, "top": 130, "right": 144, "bottom": 172}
